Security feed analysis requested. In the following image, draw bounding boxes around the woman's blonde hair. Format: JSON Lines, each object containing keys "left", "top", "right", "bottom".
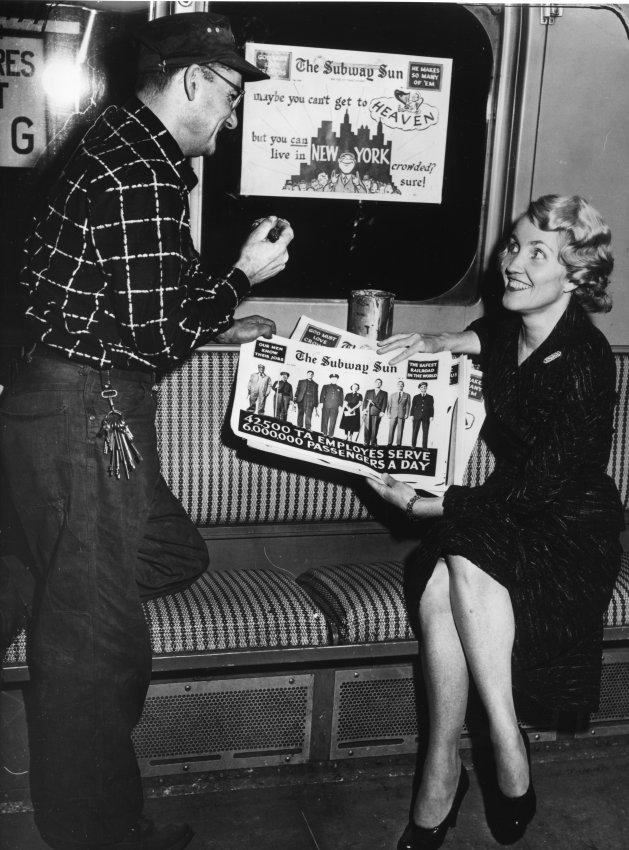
{"left": 526, "top": 194, "right": 614, "bottom": 313}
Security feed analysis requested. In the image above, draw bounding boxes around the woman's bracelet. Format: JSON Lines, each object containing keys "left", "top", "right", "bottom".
{"left": 406, "top": 493, "right": 423, "bottom": 521}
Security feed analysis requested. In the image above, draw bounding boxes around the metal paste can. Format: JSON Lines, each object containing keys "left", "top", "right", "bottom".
{"left": 348, "top": 289, "right": 395, "bottom": 343}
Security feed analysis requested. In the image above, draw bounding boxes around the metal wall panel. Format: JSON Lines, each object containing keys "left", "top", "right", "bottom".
{"left": 133, "top": 675, "right": 314, "bottom": 776}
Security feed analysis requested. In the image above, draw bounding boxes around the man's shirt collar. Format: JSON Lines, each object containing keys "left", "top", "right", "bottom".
{"left": 122, "top": 96, "right": 198, "bottom": 192}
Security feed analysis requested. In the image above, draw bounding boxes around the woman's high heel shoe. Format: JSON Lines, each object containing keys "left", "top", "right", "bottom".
{"left": 397, "top": 765, "right": 470, "bottom": 850}
{"left": 487, "top": 726, "right": 537, "bottom": 845}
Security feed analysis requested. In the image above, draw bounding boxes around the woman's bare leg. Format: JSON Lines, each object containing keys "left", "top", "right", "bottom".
{"left": 413, "top": 558, "right": 469, "bottom": 826}
{"left": 446, "top": 554, "right": 529, "bottom": 796}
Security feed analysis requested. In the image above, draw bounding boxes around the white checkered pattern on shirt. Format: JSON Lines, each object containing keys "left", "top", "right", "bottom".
{"left": 22, "top": 97, "right": 249, "bottom": 370}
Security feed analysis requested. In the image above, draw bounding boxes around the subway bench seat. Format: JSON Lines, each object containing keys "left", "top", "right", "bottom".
{"left": 2, "top": 568, "right": 330, "bottom": 669}
{"left": 296, "top": 553, "right": 629, "bottom": 643}
{"left": 3, "top": 555, "right": 628, "bottom": 671}
{"left": 2, "top": 348, "right": 628, "bottom": 787}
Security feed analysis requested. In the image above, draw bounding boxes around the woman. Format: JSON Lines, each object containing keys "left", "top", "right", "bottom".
{"left": 368, "top": 195, "right": 624, "bottom": 849}
{"left": 340, "top": 382, "right": 363, "bottom": 441}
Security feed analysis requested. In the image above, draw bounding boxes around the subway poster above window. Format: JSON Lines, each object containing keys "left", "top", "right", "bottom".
{"left": 205, "top": 2, "right": 494, "bottom": 303}
{"left": 240, "top": 44, "right": 452, "bottom": 204}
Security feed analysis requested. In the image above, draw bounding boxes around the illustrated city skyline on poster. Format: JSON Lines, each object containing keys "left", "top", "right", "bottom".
{"left": 241, "top": 43, "right": 453, "bottom": 204}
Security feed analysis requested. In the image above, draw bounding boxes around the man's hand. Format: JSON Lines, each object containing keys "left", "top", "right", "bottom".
{"left": 214, "top": 315, "right": 276, "bottom": 345}
{"left": 234, "top": 216, "right": 294, "bottom": 285}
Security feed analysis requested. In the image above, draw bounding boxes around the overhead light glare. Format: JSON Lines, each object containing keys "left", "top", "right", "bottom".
{"left": 41, "top": 56, "right": 89, "bottom": 109}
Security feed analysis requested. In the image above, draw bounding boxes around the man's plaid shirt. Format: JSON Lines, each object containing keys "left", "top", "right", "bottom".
{"left": 22, "top": 97, "right": 250, "bottom": 370}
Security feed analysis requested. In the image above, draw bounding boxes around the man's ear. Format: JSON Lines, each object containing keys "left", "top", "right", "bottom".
{"left": 183, "top": 65, "right": 203, "bottom": 102}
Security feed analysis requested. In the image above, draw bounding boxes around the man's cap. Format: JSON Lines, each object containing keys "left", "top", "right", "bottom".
{"left": 280, "top": 371, "right": 289, "bottom": 377}
{"left": 134, "top": 12, "right": 269, "bottom": 81}
{"left": 330, "top": 373, "right": 339, "bottom": 379}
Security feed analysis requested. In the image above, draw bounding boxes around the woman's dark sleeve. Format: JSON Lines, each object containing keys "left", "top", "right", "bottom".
{"left": 442, "top": 340, "right": 617, "bottom": 520}
{"left": 464, "top": 316, "right": 493, "bottom": 359}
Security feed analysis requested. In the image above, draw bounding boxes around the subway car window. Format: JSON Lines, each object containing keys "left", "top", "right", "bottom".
{"left": 0, "top": 0, "right": 497, "bottom": 341}
{"left": 203, "top": 2, "right": 494, "bottom": 302}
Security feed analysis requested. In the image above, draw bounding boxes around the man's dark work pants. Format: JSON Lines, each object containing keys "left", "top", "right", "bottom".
{"left": 0, "top": 351, "right": 208, "bottom": 848}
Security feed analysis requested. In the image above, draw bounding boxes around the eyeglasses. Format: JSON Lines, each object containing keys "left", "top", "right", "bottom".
{"left": 205, "top": 66, "right": 245, "bottom": 111}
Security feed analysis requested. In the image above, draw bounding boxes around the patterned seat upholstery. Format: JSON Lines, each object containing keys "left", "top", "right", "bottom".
{"left": 3, "top": 628, "right": 26, "bottom": 667}
{"left": 606, "top": 552, "right": 629, "bottom": 628}
{"left": 297, "top": 561, "right": 414, "bottom": 644}
{"left": 156, "top": 349, "right": 370, "bottom": 527}
{"left": 296, "top": 550, "right": 629, "bottom": 647}
{"left": 3, "top": 569, "right": 330, "bottom": 667}
{"left": 609, "top": 353, "right": 629, "bottom": 509}
{"left": 146, "top": 569, "right": 329, "bottom": 653}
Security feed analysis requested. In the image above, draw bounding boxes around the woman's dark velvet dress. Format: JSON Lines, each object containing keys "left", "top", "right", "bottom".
{"left": 411, "top": 301, "right": 624, "bottom": 711}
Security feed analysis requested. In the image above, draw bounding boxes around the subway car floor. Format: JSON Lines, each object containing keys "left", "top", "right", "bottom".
{"left": 1, "top": 735, "right": 628, "bottom": 850}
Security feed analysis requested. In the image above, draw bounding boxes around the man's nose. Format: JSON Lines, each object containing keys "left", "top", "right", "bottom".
{"left": 225, "top": 110, "right": 238, "bottom": 131}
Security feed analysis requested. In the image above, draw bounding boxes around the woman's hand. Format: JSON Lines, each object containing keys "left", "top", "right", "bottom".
{"left": 377, "top": 329, "right": 481, "bottom": 365}
{"left": 366, "top": 474, "right": 444, "bottom": 519}
{"left": 377, "top": 332, "right": 449, "bottom": 365}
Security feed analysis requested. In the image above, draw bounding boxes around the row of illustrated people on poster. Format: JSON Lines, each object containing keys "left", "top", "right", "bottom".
{"left": 247, "top": 363, "right": 435, "bottom": 448}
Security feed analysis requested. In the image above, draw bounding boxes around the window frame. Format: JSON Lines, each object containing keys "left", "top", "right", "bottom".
{"left": 189, "top": 3, "right": 525, "bottom": 335}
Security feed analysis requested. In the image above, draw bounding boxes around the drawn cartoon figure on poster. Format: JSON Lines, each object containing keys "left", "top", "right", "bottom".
{"left": 241, "top": 44, "right": 452, "bottom": 204}
{"left": 330, "top": 150, "right": 364, "bottom": 193}
{"left": 395, "top": 87, "right": 423, "bottom": 113}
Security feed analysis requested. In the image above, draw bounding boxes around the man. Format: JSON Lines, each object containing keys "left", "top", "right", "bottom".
{"left": 271, "top": 371, "right": 293, "bottom": 420}
{"left": 387, "top": 380, "right": 411, "bottom": 445}
{"left": 247, "top": 363, "right": 272, "bottom": 413}
{"left": 362, "top": 378, "right": 388, "bottom": 445}
{"left": 319, "top": 374, "right": 345, "bottom": 437}
{"left": 0, "top": 12, "right": 293, "bottom": 850}
{"left": 411, "top": 381, "right": 435, "bottom": 448}
{"left": 294, "top": 369, "right": 319, "bottom": 429}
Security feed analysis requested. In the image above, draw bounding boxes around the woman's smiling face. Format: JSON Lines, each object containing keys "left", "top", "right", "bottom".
{"left": 500, "top": 216, "right": 575, "bottom": 316}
